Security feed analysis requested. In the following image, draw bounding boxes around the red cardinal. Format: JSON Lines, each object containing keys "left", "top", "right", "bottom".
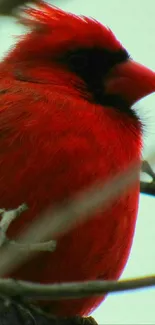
{"left": 0, "top": 1, "right": 155, "bottom": 316}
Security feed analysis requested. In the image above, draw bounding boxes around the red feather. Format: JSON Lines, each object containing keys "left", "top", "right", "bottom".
{"left": 0, "top": 1, "right": 155, "bottom": 316}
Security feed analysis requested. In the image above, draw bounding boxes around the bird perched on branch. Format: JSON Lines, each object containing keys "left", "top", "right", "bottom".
{"left": 0, "top": 0, "right": 155, "bottom": 317}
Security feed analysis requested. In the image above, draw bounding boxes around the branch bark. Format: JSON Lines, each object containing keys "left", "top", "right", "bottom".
{"left": 140, "top": 160, "right": 155, "bottom": 196}
{"left": 0, "top": 276, "right": 155, "bottom": 300}
{"left": 0, "top": 205, "right": 56, "bottom": 252}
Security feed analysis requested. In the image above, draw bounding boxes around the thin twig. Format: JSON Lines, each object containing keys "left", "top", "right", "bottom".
{"left": 140, "top": 160, "right": 155, "bottom": 196}
{"left": 0, "top": 204, "right": 28, "bottom": 246}
{"left": 8, "top": 240, "right": 56, "bottom": 252}
{"left": 0, "top": 204, "right": 56, "bottom": 252}
{"left": 0, "top": 276, "right": 155, "bottom": 300}
{"left": 140, "top": 181, "right": 155, "bottom": 196}
{"left": 141, "top": 160, "right": 155, "bottom": 180}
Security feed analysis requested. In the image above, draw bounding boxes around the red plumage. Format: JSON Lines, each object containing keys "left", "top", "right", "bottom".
{"left": 0, "top": 1, "right": 155, "bottom": 316}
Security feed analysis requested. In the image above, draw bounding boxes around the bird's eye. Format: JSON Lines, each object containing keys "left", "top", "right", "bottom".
{"left": 66, "top": 53, "right": 88, "bottom": 71}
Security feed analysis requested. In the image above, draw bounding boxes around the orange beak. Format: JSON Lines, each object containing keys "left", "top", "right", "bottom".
{"left": 105, "top": 60, "right": 155, "bottom": 105}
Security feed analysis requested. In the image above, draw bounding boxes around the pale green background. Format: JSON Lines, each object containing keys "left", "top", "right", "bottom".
{"left": 0, "top": 0, "right": 155, "bottom": 323}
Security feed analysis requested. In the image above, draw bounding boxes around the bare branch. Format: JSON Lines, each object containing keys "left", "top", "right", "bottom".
{"left": 140, "top": 181, "right": 155, "bottom": 196}
{"left": 8, "top": 239, "right": 57, "bottom": 252}
{"left": 0, "top": 204, "right": 56, "bottom": 252}
{"left": 141, "top": 160, "right": 155, "bottom": 180}
{"left": 0, "top": 204, "right": 28, "bottom": 246}
{"left": 0, "top": 276, "right": 155, "bottom": 300}
{"left": 140, "top": 160, "right": 155, "bottom": 196}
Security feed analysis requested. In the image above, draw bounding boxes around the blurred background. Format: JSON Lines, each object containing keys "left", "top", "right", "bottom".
{"left": 0, "top": 0, "right": 155, "bottom": 323}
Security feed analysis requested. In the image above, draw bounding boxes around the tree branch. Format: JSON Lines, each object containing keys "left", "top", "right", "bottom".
{"left": 140, "top": 180, "right": 155, "bottom": 195}
{"left": 141, "top": 160, "right": 155, "bottom": 179}
{"left": 0, "top": 276, "right": 155, "bottom": 300}
{"left": 0, "top": 204, "right": 28, "bottom": 246}
{"left": 140, "top": 160, "right": 155, "bottom": 196}
{"left": 0, "top": 205, "right": 56, "bottom": 252}
{"left": 7, "top": 240, "right": 57, "bottom": 252}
